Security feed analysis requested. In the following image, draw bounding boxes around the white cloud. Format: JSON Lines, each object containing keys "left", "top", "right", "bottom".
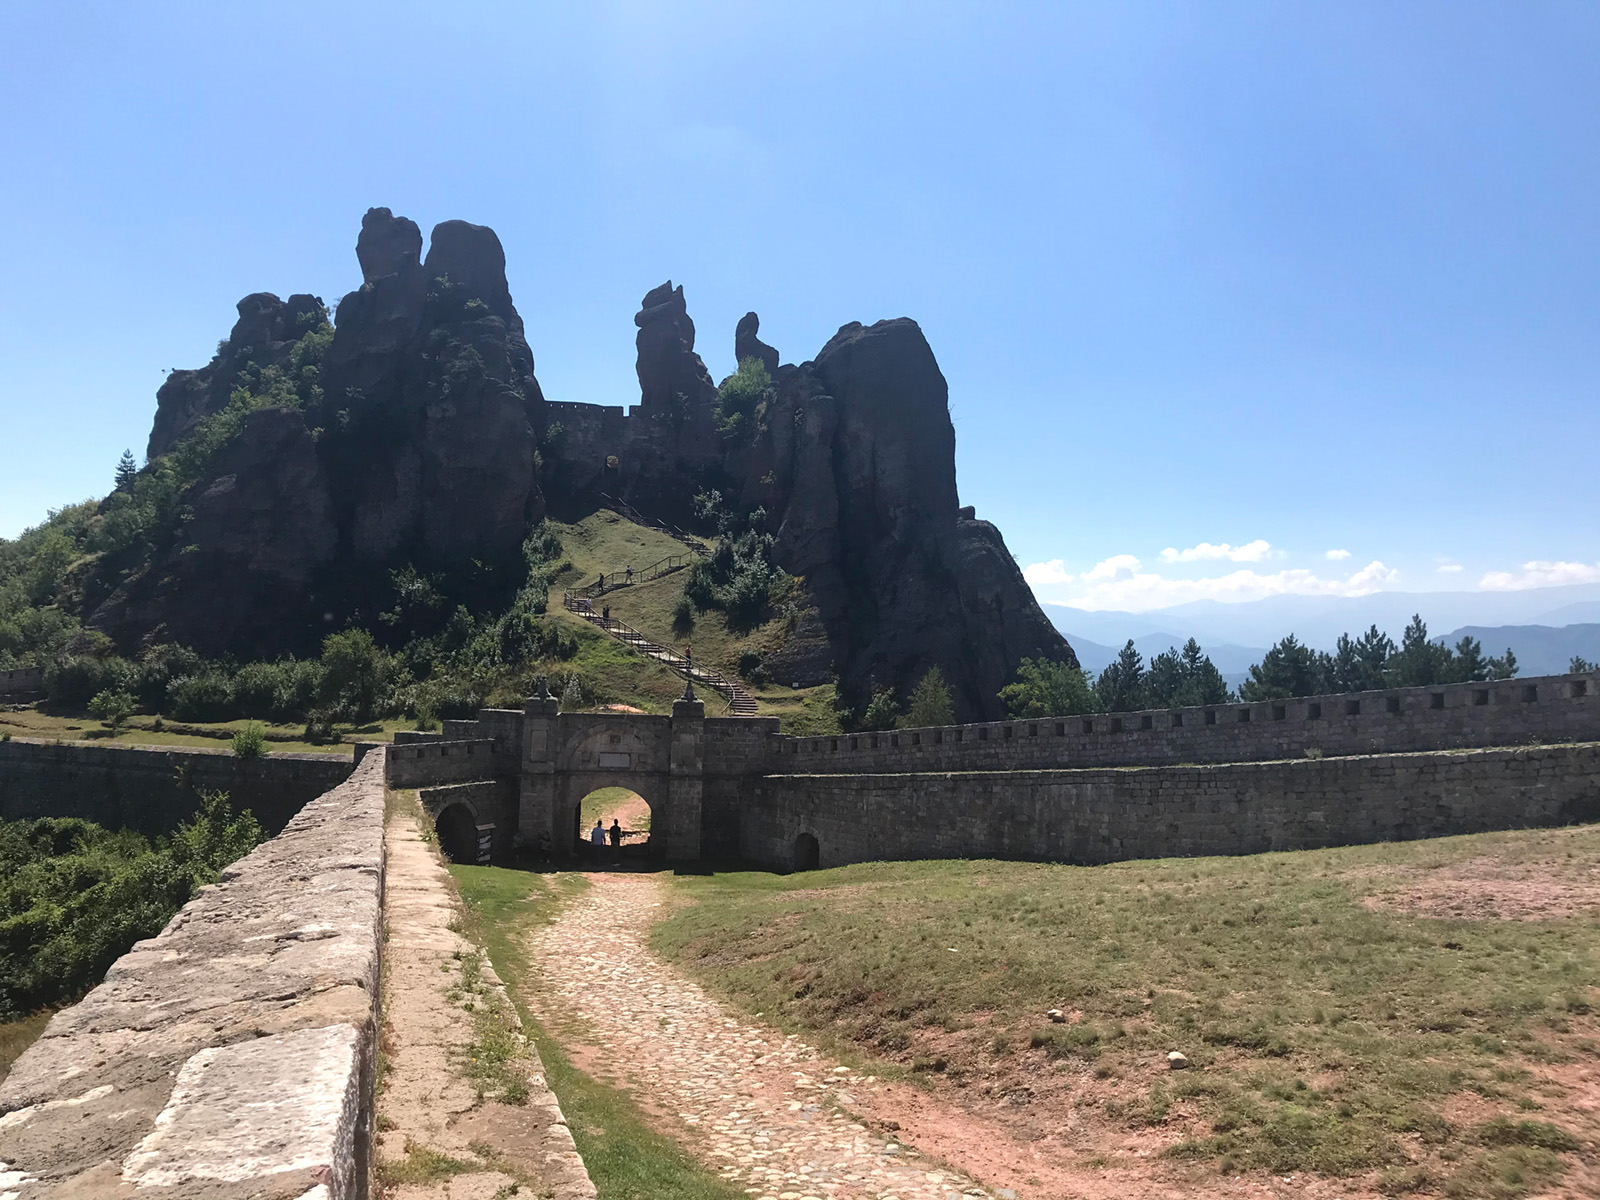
{"left": 1325, "top": 549, "right": 1351, "bottom": 561}
{"left": 1160, "top": 539, "right": 1272, "bottom": 564}
{"left": 1436, "top": 562, "right": 1464, "bottom": 574}
{"left": 1023, "top": 554, "right": 1399, "bottom": 611}
{"left": 1478, "top": 560, "right": 1600, "bottom": 591}
{"left": 1021, "top": 559, "right": 1071, "bottom": 585}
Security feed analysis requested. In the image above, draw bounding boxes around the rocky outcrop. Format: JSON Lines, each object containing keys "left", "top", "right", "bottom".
{"left": 743, "top": 317, "right": 1073, "bottom": 719}
{"left": 107, "top": 209, "right": 1069, "bottom": 715}
{"left": 146, "top": 291, "right": 327, "bottom": 459}
{"left": 356, "top": 205, "right": 421, "bottom": 281}
{"left": 102, "top": 208, "right": 548, "bottom": 654}
{"left": 634, "top": 281, "right": 717, "bottom": 414}
{"left": 734, "top": 311, "right": 779, "bottom": 377}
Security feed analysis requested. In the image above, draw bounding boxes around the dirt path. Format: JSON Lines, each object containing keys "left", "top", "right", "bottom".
{"left": 527, "top": 872, "right": 1020, "bottom": 1200}
{"left": 378, "top": 807, "right": 594, "bottom": 1198}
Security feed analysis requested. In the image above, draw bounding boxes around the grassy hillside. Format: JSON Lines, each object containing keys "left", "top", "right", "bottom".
{"left": 545, "top": 509, "right": 841, "bottom": 731}
{"left": 653, "top": 823, "right": 1600, "bottom": 1197}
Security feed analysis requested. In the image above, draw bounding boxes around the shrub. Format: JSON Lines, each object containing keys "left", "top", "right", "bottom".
{"left": 858, "top": 687, "right": 901, "bottom": 732}
{"left": 87, "top": 688, "right": 136, "bottom": 733}
{"left": 672, "top": 593, "right": 695, "bottom": 636}
{"left": 45, "top": 655, "right": 136, "bottom": 710}
{"left": 231, "top": 721, "right": 268, "bottom": 759}
{"left": 303, "top": 710, "right": 336, "bottom": 745}
{"left": 0, "top": 793, "right": 261, "bottom": 1018}
{"left": 168, "top": 670, "right": 234, "bottom": 722}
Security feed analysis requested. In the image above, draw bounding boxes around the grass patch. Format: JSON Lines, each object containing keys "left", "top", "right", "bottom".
{"left": 0, "top": 1009, "right": 54, "bottom": 1077}
{"left": 652, "top": 824, "right": 1599, "bottom": 1192}
{"left": 375, "top": 1139, "right": 476, "bottom": 1186}
{"left": 450, "top": 864, "right": 748, "bottom": 1200}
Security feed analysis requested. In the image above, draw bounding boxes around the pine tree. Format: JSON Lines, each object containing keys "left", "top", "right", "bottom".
{"left": 902, "top": 666, "right": 956, "bottom": 728}
{"left": 114, "top": 449, "right": 138, "bottom": 491}
{"left": 1240, "top": 634, "right": 1330, "bottom": 700}
{"left": 1094, "top": 640, "right": 1147, "bottom": 713}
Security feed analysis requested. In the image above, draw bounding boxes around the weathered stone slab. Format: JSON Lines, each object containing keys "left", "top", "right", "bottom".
{"left": 0, "top": 749, "right": 387, "bottom": 1199}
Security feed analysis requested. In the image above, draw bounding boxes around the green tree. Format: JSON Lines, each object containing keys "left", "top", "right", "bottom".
{"left": 1094, "top": 641, "right": 1147, "bottom": 713}
{"left": 1000, "top": 658, "right": 1099, "bottom": 718}
{"left": 1486, "top": 646, "right": 1518, "bottom": 680}
{"left": 87, "top": 688, "right": 136, "bottom": 733}
{"left": 1146, "top": 639, "right": 1233, "bottom": 708}
{"left": 858, "top": 686, "right": 901, "bottom": 732}
{"left": 1386, "top": 615, "right": 1452, "bottom": 687}
{"left": 319, "top": 628, "right": 385, "bottom": 720}
{"left": 1573, "top": 655, "right": 1599, "bottom": 674}
{"left": 1330, "top": 625, "right": 1394, "bottom": 693}
{"left": 114, "top": 450, "right": 138, "bottom": 491}
{"left": 1240, "top": 634, "right": 1330, "bottom": 700}
{"left": 901, "top": 666, "right": 956, "bottom": 727}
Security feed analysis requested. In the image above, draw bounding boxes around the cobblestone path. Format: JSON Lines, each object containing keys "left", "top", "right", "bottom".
{"left": 526, "top": 872, "right": 1002, "bottom": 1200}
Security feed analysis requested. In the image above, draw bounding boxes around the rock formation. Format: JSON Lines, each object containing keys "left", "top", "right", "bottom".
{"left": 101, "top": 209, "right": 1073, "bottom": 715}
{"left": 734, "top": 311, "right": 780, "bottom": 377}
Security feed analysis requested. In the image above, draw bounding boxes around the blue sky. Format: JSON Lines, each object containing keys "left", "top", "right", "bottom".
{"left": 1, "top": 2, "right": 1595, "bottom": 611}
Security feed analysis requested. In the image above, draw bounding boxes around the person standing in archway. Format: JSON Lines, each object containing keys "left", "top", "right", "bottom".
{"left": 590, "top": 819, "right": 606, "bottom": 858}
{"left": 608, "top": 818, "right": 622, "bottom": 860}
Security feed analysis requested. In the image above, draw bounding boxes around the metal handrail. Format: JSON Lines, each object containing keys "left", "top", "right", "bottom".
{"left": 561, "top": 592, "right": 759, "bottom": 715}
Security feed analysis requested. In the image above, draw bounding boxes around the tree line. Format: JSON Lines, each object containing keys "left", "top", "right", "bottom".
{"left": 997, "top": 614, "right": 1525, "bottom": 719}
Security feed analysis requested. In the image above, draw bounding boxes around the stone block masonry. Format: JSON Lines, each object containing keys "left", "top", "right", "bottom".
{"left": 744, "top": 743, "right": 1600, "bottom": 869}
{"left": 0, "top": 739, "right": 354, "bottom": 836}
{"left": 767, "top": 670, "right": 1600, "bottom": 774}
{"left": 0, "top": 747, "right": 388, "bottom": 1199}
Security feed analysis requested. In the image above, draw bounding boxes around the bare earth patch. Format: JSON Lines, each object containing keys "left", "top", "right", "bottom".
{"left": 1361, "top": 854, "right": 1600, "bottom": 921}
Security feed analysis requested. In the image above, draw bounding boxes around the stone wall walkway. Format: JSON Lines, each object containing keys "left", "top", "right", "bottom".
{"left": 378, "top": 807, "right": 594, "bottom": 1198}
{"left": 525, "top": 873, "right": 997, "bottom": 1200}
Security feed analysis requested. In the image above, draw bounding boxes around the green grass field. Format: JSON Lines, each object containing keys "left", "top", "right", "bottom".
{"left": 449, "top": 864, "right": 746, "bottom": 1200}
{"left": 653, "top": 823, "right": 1599, "bottom": 1196}
{"left": 0, "top": 706, "right": 401, "bottom": 755}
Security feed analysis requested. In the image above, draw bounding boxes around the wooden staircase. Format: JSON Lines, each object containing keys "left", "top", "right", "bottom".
{"left": 562, "top": 593, "right": 759, "bottom": 716}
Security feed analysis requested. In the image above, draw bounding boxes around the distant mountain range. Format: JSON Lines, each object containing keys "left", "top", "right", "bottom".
{"left": 1048, "top": 583, "right": 1600, "bottom": 683}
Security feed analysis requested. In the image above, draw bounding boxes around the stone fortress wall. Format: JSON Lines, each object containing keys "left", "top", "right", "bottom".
{"left": 0, "top": 737, "right": 354, "bottom": 836}
{"left": 768, "top": 672, "right": 1599, "bottom": 772}
{"left": 407, "top": 670, "right": 1599, "bottom": 872}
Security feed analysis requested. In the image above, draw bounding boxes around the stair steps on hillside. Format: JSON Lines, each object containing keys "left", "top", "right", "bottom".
{"left": 567, "top": 553, "right": 695, "bottom": 601}
{"left": 561, "top": 593, "right": 759, "bottom": 717}
{"left": 598, "top": 494, "right": 712, "bottom": 556}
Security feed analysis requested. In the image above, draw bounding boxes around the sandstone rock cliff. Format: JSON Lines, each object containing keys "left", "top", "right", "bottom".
{"left": 104, "top": 210, "right": 1073, "bottom": 715}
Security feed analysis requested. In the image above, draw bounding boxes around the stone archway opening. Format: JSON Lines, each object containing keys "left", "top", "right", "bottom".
{"left": 576, "top": 786, "right": 655, "bottom": 862}
{"left": 793, "top": 832, "right": 820, "bottom": 872}
{"left": 435, "top": 804, "right": 480, "bottom": 864}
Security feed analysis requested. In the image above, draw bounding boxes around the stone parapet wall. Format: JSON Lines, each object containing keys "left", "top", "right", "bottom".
{"left": 0, "top": 738, "right": 354, "bottom": 836}
{"left": 742, "top": 742, "right": 1600, "bottom": 870}
{"left": 0, "top": 747, "right": 389, "bottom": 1199}
{"left": 767, "top": 672, "right": 1600, "bottom": 773}
{"left": 385, "top": 739, "right": 498, "bottom": 789}
{"left": 0, "top": 666, "right": 44, "bottom": 696}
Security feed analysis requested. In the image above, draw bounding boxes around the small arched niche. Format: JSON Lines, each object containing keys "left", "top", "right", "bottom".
{"left": 793, "top": 831, "right": 820, "bottom": 872}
